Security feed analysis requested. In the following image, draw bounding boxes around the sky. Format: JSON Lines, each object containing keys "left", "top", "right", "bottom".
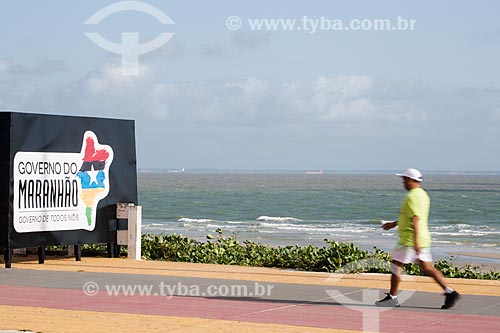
{"left": 1, "top": 0, "right": 500, "bottom": 171}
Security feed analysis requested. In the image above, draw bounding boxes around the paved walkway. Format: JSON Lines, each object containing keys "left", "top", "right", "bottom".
{"left": 1, "top": 256, "right": 499, "bottom": 332}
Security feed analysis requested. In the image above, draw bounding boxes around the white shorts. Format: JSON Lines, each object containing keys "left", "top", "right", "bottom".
{"left": 391, "top": 246, "right": 433, "bottom": 264}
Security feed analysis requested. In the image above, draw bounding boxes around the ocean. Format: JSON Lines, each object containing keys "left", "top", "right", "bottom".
{"left": 138, "top": 172, "right": 500, "bottom": 262}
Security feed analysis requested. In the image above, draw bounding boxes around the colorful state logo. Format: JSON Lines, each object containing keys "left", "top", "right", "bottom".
{"left": 77, "top": 131, "right": 114, "bottom": 226}
{"left": 13, "top": 130, "right": 114, "bottom": 233}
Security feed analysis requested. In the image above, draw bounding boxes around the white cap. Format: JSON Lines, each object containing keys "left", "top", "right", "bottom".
{"left": 396, "top": 168, "right": 423, "bottom": 182}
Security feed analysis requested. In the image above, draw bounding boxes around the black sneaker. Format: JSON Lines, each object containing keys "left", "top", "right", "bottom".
{"left": 441, "top": 291, "right": 460, "bottom": 309}
{"left": 375, "top": 293, "right": 400, "bottom": 307}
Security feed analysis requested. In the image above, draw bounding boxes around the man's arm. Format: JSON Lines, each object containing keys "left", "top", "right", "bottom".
{"left": 412, "top": 215, "right": 421, "bottom": 254}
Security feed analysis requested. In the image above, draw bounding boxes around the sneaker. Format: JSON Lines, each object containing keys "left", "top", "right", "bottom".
{"left": 375, "top": 293, "right": 400, "bottom": 307}
{"left": 441, "top": 291, "right": 460, "bottom": 309}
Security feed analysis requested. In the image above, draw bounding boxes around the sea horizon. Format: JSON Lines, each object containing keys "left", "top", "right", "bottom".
{"left": 138, "top": 168, "right": 500, "bottom": 176}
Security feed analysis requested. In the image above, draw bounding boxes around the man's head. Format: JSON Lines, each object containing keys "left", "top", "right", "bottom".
{"left": 396, "top": 168, "right": 423, "bottom": 190}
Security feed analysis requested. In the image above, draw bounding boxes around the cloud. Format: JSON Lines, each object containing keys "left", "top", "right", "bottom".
{"left": 151, "top": 75, "right": 381, "bottom": 125}
{"left": 1, "top": 59, "right": 69, "bottom": 76}
{"left": 231, "top": 31, "right": 271, "bottom": 50}
{"left": 74, "top": 72, "right": 500, "bottom": 127}
{"left": 225, "top": 77, "right": 270, "bottom": 98}
{"left": 83, "top": 63, "right": 152, "bottom": 94}
{"left": 2, "top": 62, "right": 499, "bottom": 131}
{"left": 140, "top": 31, "right": 272, "bottom": 61}
{"left": 0, "top": 61, "right": 9, "bottom": 77}
{"left": 2, "top": 62, "right": 159, "bottom": 117}
{"left": 275, "top": 76, "right": 431, "bottom": 124}
{"left": 144, "top": 83, "right": 179, "bottom": 119}
{"left": 198, "top": 31, "right": 271, "bottom": 57}
{"left": 144, "top": 39, "right": 189, "bottom": 61}
{"left": 53, "top": 63, "right": 162, "bottom": 119}
{"left": 2, "top": 63, "right": 500, "bottom": 170}
{"left": 470, "top": 27, "right": 500, "bottom": 43}
{"left": 199, "top": 42, "right": 232, "bottom": 57}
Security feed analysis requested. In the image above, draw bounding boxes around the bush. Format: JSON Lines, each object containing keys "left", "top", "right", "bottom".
{"left": 141, "top": 230, "right": 500, "bottom": 280}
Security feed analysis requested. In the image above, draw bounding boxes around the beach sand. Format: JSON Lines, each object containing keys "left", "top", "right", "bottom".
{"left": 446, "top": 251, "right": 500, "bottom": 270}
{"left": 449, "top": 252, "right": 500, "bottom": 260}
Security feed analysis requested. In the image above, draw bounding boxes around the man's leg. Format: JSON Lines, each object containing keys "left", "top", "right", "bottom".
{"left": 417, "top": 260, "right": 447, "bottom": 289}
{"left": 418, "top": 260, "right": 461, "bottom": 309}
{"left": 390, "top": 260, "right": 403, "bottom": 296}
{"left": 375, "top": 260, "right": 403, "bottom": 307}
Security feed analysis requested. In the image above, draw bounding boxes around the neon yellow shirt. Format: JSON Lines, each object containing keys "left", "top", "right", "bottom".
{"left": 398, "top": 187, "right": 431, "bottom": 248}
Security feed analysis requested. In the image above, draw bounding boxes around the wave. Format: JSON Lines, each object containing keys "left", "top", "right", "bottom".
{"left": 432, "top": 231, "right": 500, "bottom": 237}
{"left": 178, "top": 218, "right": 216, "bottom": 223}
{"left": 226, "top": 221, "right": 249, "bottom": 225}
{"left": 145, "top": 216, "right": 500, "bottom": 250}
{"left": 431, "top": 223, "right": 473, "bottom": 230}
{"left": 256, "top": 216, "right": 302, "bottom": 222}
{"left": 258, "top": 221, "right": 377, "bottom": 234}
{"left": 207, "top": 223, "right": 240, "bottom": 230}
{"left": 259, "top": 222, "right": 296, "bottom": 228}
{"left": 430, "top": 223, "right": 500, "bottom": 237}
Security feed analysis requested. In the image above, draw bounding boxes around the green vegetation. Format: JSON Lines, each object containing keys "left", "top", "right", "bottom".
{"left": 141, "top": 229, "right": 500, "bottom": 280}
{"left": 39, "top": 229, "right": 499, "bottom": 280}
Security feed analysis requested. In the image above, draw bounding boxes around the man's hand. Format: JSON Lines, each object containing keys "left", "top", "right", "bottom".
{"left": 382, "top": 221, "right": 397, "bottom": 230}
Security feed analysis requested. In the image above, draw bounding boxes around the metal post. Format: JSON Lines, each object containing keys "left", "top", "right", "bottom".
{"left": 4, "top": 247, "right": 12, "bottom": 268}
{"left": 107, "top": 242, "right": 114, "bottom": 258}
{"left": 74, "top": 245, "right": 81, "bottom": 261}
{"left": 38, "top": 246, "right": 45, "bottom": 264}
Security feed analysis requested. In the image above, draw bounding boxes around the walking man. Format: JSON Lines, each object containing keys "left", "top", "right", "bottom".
{"left": 375, "top": 168, "right": 460, "bottom": 309}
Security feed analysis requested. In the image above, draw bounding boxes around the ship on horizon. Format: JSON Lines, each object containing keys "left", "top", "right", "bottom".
{"left": 304, "top": 170, "right": 323, "bottom": 175}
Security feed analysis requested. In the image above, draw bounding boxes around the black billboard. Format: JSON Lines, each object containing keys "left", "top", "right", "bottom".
{"left": 0, "top": 112, "right": 138, "bottom": 260}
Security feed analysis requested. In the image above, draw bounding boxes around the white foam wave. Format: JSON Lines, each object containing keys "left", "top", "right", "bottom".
{"left": 143, "top": 224, "right": 184, "bottom": 232}
{"left": 258, "top": 222, "right": 376, "bottom": 234}
{"left": 256, "top": 216, "right": 302, "bottom": 222}
{"left": 178, "top": 218, "right": 216, "bottom": 223}
{"left": 143, "top": 226, "right": 166, "bottom": 231}
{"left": 431, "top": 224, "right": 472, "bottom": 230}
{"left": 207, "top": 224, "right": 239, "bottom": 230}
{"left": 477, "top": 243, "right": 500, "bottom": 247}
{"left": 259, "top": 222, "right": 296, "bottom": 228}
{"left": 430, "top": 224, "right": 500, "bottom": 237}
{"left": 226, "top": 221, "right": 248, "bottom": 225}
{"left": 433, "top": 231, "right": 500, "bottom": 237}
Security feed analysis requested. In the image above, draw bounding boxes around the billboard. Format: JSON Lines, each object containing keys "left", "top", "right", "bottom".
{"left": 0, "top": 112, "right": 137, "bottom": 251}
{"left": 13, "top": 131, "right": 114, "bottom": 233}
